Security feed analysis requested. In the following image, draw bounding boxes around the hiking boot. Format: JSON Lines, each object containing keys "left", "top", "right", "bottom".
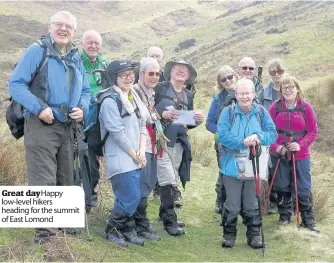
{"left": 247, "top": 236, "right": 263, "bottom": 249}
{"left": 106, "top": 232, "right": 128, "bottom": 247}
{"left": 278, "top": 216, "right": 291, "bottom": 225}
{"left": 165, "top": 224, "right": 185, "bottom": 236}
{"left": 123, "top": 229, "right": 145, "bottom": 246}
{"left": 222, "top": 235, "right": 236, "bottom": 248}
{"left": 138, "top": 231, "right": 161, "bottom": 241}
{"left": 59, "top": 228, "right": 82, "bottom": 235}
{"left": 301, "top": 224, "right": 320, "bottom": 234}
{"left": 156, "top": 216, "right": 185, "bottom": 228}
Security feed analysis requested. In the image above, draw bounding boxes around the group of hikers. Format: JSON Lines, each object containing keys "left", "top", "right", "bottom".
{"left": 7, "top": 10, "right": 320, "bottom": 251}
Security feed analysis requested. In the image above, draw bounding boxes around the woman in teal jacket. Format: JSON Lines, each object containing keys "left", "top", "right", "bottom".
{"left": 217, "top": 78, "right": 277, "bottom": 249}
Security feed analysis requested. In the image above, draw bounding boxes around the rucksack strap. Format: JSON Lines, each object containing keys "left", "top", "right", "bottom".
{"left": 159, "top": 94, "right": 190, "bottom": 109}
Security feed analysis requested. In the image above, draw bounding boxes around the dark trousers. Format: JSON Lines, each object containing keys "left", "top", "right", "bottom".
{"left": 24, "top": 115, "right": 74, "bottom": 238}
{"left": 134, "top": 153, "right": 157, "bottom": 233}
{"left": 215, "top": 144, "right": 226, "bottom": 206}
{"left": 78, "top": 135, "right": 100, "bottom": 207}
{"left": 271, "top": 156, "right": 315, "bottom": 225}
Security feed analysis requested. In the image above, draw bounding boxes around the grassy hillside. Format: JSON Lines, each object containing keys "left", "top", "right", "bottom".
{"left": 0, "top": 1, "right": 334, "bottom": 262}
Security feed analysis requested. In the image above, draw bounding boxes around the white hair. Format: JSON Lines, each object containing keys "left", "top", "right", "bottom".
{"left": 82, "top": 29, "right": 102, "bottom": 44}
{"left": 147, "top": 46, "right": 163, "bottom": 57}
{"left": 50, "top": 11, "right": 77, "bottom": 30}
{"left": 238, "top": 56, "right": 256, "bottom": 67}
{"left": 139, "top": 57, "right": 160, "bottom": 73}
{"left": 235, "top": 78, "right": 255, "bottom": 92}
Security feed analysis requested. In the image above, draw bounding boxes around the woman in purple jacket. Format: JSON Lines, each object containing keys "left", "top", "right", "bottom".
{"left": 268, "top": 74, "right": 320, "bottom": 233}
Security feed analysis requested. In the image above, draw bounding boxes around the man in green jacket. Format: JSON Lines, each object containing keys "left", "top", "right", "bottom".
{"left": 80, "top": 29, "right": 108, "bottom": 212}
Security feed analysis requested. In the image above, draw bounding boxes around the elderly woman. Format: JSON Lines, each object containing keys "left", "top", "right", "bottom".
{"left": 217, "top": 78, "right": 277, "bottom": 249}
{"left": 206, "top": 65, "right": 239, "bottom": 214}
{"left": 132, "top": 57, "right": 161, "bottom": 240}
{"left": 154, "top": 59, "right": 203, "bottom": 236}
{"left": 99, "top": 60, "right": 150, "bottom": 247}
{"left": 268, "top": 74, "right": 319, "bottom": 233}
{"left": 258, "top": 58, "right": 286, "bottom": 215}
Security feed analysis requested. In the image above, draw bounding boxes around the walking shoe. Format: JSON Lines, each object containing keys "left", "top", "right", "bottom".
{"left": 222, "top": 235, "right": 235, "bottom": 248}
{"left": 138, "top": 231, "right": 161, "bottom": 240}
{"left": 165, "top": 224, "right": 185, "bottom": 236}
{"left": 301, "top": 224, "right": 320, "bottom": 234}
{"left": 247, "top": 236, "right": 263, "bottom": 249}
{"left": 123, "top": 229, "right": 145, "bottom": 246}
{"left": 106, "top": 232, "right": 128, "bottom": 247}
{"left": 278, "top": 216, "right": 291, "bottom": 225}
{"left": 157, "top": 216, "right": 185, "bottom": 228}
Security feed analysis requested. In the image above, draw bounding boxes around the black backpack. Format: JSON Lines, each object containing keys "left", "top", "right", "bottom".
{"left": 84, "top": 90, "right": 140, "bottom": 157}
{"left": 6, "top": 38, "right": 49, "bottom": 139}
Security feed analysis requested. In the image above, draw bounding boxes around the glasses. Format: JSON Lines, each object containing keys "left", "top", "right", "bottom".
{"left": 241, "top": 66, "right": 255, "bottom": 71}
{"left": 221, "top": 75, "right": 234, "bottom": 83}
{"left": 281, "top": 84, "right": 295, "bottom": 92}
{"left": 118, "top": 72, "right": 135, "bottom": 79}
{"left": 270, "top": 70, "right": 284, "bottom": 76}
{"left": 237, "top": 92, "right": 253, "bottom": 97}
{"left": 173, "top": 66, "right": 189, "bottom": 73}
{"left": 51, "top": 22, "right": 74, "bottom": 30}
{"left": 147, "top": 72, "right": 160, "bottom": 77}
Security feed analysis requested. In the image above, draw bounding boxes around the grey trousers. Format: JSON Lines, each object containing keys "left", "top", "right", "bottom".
{"left": 223, "top": 175, "right": 258, "bottom": 216}
{"left": 24, "top": 115, "right": 74, "bottom": 238}
{"left": 157, "top": 142, "right": 184, "bottom": 186}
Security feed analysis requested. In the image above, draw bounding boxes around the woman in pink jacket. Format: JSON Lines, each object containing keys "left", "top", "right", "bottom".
{"left": 268, "top": 74, "right": 320, "bottom": 233}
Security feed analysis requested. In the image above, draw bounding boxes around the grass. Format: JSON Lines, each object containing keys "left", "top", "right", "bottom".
{"left": 1, "top": 1, "right": 334, "bottom": 261}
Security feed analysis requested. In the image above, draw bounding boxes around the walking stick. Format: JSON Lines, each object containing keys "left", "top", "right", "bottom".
{"left": 291, "top": 152, "right": 301, "bottom": 228}
{"left": 262, "top": 157, "right": 280, "bottom": 216}
{"left": 250, "top": 145, "right": 265, "bottom": 257}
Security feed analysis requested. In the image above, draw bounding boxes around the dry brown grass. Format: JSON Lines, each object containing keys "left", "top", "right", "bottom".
{"left": 0, "top": 133, "right": 27, "bottom": 186}
{"left": 188, "top": 131, "right": 215, "bottom": 167}
{"left": 306, "top": 77, "right": 334, "bottom": 154}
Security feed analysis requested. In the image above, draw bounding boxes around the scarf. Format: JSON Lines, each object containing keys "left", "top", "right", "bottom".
{"left": 112, "top": 84, "right": 150, "bottom": 122}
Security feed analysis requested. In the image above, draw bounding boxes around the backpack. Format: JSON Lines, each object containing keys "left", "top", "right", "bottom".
{"left": 229, "top": 103, "right": 264, "bottom": 127}
{"left": 275, "top": 99, "right": 307, "bottom": 138}
{"left": 6, "top": 38, "right": 50, "bottom": 139}
{"left": 84, "top": 91, "right": 140, "bottom": 157}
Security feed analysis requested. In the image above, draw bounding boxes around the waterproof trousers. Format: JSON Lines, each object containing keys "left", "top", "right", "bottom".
{"left": 105, "top": 169, "right": 141, "bottom": 235}
{"left": 222, "top": 176, "right": 261, "bottom": 238}
{"left": 271, "top": 156, "right": 316, "bottom": 226}
{"left": 24, "top": 115, "right": 74, "bottom": 239}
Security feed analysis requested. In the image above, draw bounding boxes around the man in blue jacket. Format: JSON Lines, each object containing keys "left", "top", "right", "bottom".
{"left": 8, "top": 11, "right": 90, "bottom": 244}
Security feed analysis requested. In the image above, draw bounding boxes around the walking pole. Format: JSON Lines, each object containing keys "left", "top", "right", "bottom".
{"left": 262, "top": 157, "right": 280, "bottom": 216}
{"left": 73, "top": 122, "right": 93, "bottom": 241}
{"left": 291, "top": 152, "right": 301, "bottom": 228}
{"left": 250, "top": 145, "right": 265, "bottom": 257}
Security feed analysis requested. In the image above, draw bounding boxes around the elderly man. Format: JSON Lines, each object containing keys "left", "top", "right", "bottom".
{"left": 217, "top": 78, "right": 277, "bottom": 249}
{"left": 154, "top": 59, "right": 203, "bottom": 236}
{"left": 8, "top": 11, "right": 90, "bottom": 244}
{"left": 80, "top": 30, "right": 108, "bottom": 212}
{"left": 238, "top": 57, "right": 263, "bottom": 94}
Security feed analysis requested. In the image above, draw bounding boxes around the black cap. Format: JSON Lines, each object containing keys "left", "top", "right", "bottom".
{"left": 107, "top": 60, "right": 135, "bottom": 85}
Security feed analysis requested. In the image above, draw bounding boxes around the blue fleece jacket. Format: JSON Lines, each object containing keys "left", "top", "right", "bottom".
{"left": 8, "top": 35, "right": 90, "bottom": 122}
{"left": 217, "top": 103, "right": 277, "bottom": 178}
